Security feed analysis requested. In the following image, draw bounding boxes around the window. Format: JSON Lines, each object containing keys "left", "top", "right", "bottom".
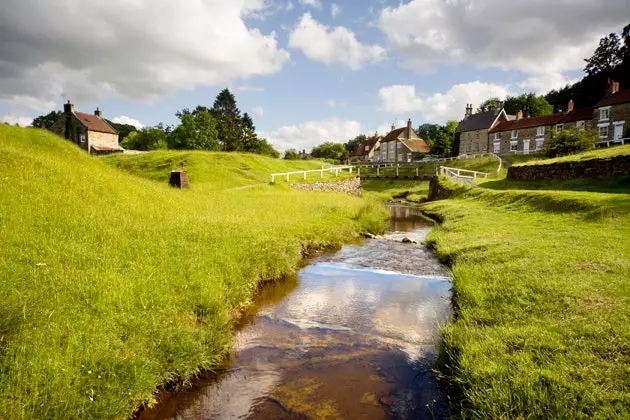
{"left": 556, "top": 124, "right": 564, "bottom": 132}
{"left": 475, "top": 131, "right": 480, "bottom": 139}
{"left": 466, "top": 144, "right": 471, "bottom": 153}
{"left": 536, "top": 139, "right": 544, "bottom": 151}
{"left": 407, "top": 153, "right": 412, "bottom": 162}
{"left": 79, "top": 134, "right": 86, "bottom": 144}
{"left": 613, "top": 121, "right": 625, "bottom": 141}
{"left": 510, "top": 141, "right": 518, "bottom": 152}
{"left": 511, "top": 130, "right": 518, "bottom": 139}
{"left": 473, "top": 143, "right": 479, "bottom": 152}
{"left": 365, "top": 145, "right": 370, "bottom": 152}
{"left": 577, "top": 121, "right": 585, "bottom": 130}
{"left": 599, "top": 107, "right": 610, "bottom": 121}
{"left": 397, "top": 142, "right": 402, "bottom": 149}
{"left": 536, "top": 126, "right": 545, "bottom": 137}
{"left": 493, "top": 142, "right": 500, "bottom": 154}
{"left": 599, "top": 125, "right": 609, "bottom": 139}
{"left": 494, "top": 133, "right": 501, "bottom": 141}
{"left": 398, "top": 153, "right": 404, "bottom": 161}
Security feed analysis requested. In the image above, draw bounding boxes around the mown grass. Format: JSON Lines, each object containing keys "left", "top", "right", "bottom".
{"left": 358, "top": 156, "right": 502, "bottom": 179}
{"left": 422, "top": 182, "right": 630, "bottom": 419}
{"left": 513, "top": 144, "right": 630, "bottom": 166}
{"left": 0, "top": 126, "right": 388, "bottom": 419}
{"left": 481, "top": 175, "right": 630, "bottom": 194}
{"left": 361, "top": 180, "right": 430, "bottom": 203}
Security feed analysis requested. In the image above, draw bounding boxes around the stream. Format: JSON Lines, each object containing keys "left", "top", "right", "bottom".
{"left": 140, "top": 204, "right": 452, "bottom": 419}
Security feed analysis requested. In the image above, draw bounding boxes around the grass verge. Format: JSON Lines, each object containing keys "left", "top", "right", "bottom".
{"left": 361, "top": 180, "right": 430, "bottom": 203}
{"left": 513, "top": 144, "right": 630, "bottom": 166}
{"left": 421, "top": 183, "right": 630, "bottom": 418}
{"left": 358, "top": 156, "right": 501, "bottom": 179}
{"left": 0, "top": 126, "right": 388, "bottom": 418}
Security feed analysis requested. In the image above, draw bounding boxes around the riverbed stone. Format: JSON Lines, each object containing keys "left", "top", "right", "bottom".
{"left": 402, "top": 237, "right": 418, "bottom": 244}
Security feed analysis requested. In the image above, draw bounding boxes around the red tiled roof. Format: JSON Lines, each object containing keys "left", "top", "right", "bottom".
{"left": 561, "top": 107, "right": 593, "bottom": 123}
{"left": 74, "top": 112, "right": 118, "bottom": 134}
{"left": 352, "top": 136, "right": 380, "bottom": 157}
{"left": 595, "top": 89, "right": 630, "bottom": 107}
{"left": 489, "top": 114, "right": 565, "bottom": 133}
{"left": 382, "top": 127, "right": 406, "bottom": 142}
{"left": 400, "top": 139, "right": 430, "bottom": 153}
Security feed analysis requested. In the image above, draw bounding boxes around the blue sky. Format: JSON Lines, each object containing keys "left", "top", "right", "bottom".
{"left": 0, "top": 0, "right": 627, "bottom": 151}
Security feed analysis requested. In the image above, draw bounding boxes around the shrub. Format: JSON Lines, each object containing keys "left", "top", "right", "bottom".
{"left": 543, "top": 128, "right": 597, "bottom": 158}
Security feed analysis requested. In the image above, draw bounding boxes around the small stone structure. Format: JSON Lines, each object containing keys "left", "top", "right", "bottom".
{"left": 290, "top": 178, "right": 361, "bottom": 196}
{"left": 169, "top": 170, "right": 189, "bottom": 189}
{"left": 507, "top": 155, "right": 630, "bottom": 181}
{"left": 428, "top": 176, "right": 456, "bottom": 201}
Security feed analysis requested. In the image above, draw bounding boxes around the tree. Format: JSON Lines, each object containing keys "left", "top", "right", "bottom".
{"left": 584, "top": 32, "right": 623, "bottom": 76}
{"left": 32, "top": 111, "right": 62, "bottom": 130}
{"left": 284, "top": 149, "right": 301, "bottom": 160}
{"left": 504, "top": 93, "right": 553, "bottom": 117}
{"left": 311, "top": 142, "right": 348, "bottom": 162}
{"left": 211, "top": 88, "right": 243, "bottom": 152}
{"left": 168, "top": 109, "right": 219, "bottom": 150}
{"left": 416, "top": 123, "right": 441, "bottom": 148}
{"left": 543, "top": 128, "right": 597, "bottom": 158}
{"left": 476, "top": 97, "right": 503, "bottom": 113}
{"left": 431, "top": 121, "right": 458, "bottom": 157}
{"left": 121, "top": 127, "right": 168, "bottom": 151}
{"left": 106, "top": 120, "right": 137, "bottom": 143}
{"left": 345, "top": 134, "right": 367, "bottom": 154}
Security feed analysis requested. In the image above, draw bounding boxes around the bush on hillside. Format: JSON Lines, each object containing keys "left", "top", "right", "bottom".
{"left": 543, "top": 128, "right": 597, "bottom": 158}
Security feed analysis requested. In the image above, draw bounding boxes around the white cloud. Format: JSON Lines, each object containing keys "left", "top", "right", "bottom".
{"left": 236, "top": 86, "right": 266, "bottom": 93}
{"left": 289, "top": 13, "right": 386, "bottom": 70}
{"left": 379, "top": 0, "right": 628, "bottom": 83}
{"left": 286, "top": 1, "right": 295, "bottom": 11}
{"left": 111, "top": 116, "right": 144, "bottom": 129}
{"left": 327, "top": 99, "right": 344, "bottom": 108}
{"left": 379, "top": 82, "right": 509, "bottom": 124}
{"left": 331, "top": 3, "right": 341, "bottom": 18}
{"left": 0, "top": 1, "right": 290, "bottom": 111}
{"left": 251, "top": 106, "right": 265, "bottom": 117}
{"left": 0, "top": 114, "right": 33, "bottom": 127}
{"left": 518, "top": 73, "right": 581, "bottom": 94}
{"left": 262, "top": 118, "right": 363, "bottom": 152}
{"left": 299, "top": 0, "right": 321, "bottom": 8}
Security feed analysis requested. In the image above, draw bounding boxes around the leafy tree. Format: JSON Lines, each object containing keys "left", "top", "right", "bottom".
{"left": 32, "top": 110, "right": 62, "bottom": 130}
{"left": 476, "top": 97, "right": 503, "bottom": 113}
{"left": 621, "top": 23, "right": 630, "bottom": 60}
{"left": 431, "top": 120, "right": 458, "bottom": 157}
{"left": 504, "top": 93, "right": 553, "bottom": 117}
{"left": 416, "top": 123, "right": 440, "bottom": 147}
{"left": 168, "top": 109, "right": 219, "bottom": 150}
{"left": 211, "top": 88, "right": 243, "bottom": 152}
{"left": 311, "top": 142, "right": 348, "bottom": 162}
{"left": 543, "top": 128, "right": 597, "bottom": 158}
{"left": 121, "top": 127, "right": 168, "bottom": 151}
{"left": 283, "top": 149, "right": 301, "bottom": 160}
{"left": 106, "top": 120, "right": 137, "bottom": 142}
{"left": 584, "top": 32, "right": 623, "bottom": 76}
{"left": 345, "top": 134, "right": 367, "bottom": 154}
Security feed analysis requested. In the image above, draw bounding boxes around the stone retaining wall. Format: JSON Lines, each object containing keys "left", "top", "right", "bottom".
{"left": 290, "top": 177, "right": 362, "bottom": 196}
{"left": 507, "top": 154, "right": 630, "bottom": 181}
{"left": 427, "top": 176, "right": 456, "bottom": 201}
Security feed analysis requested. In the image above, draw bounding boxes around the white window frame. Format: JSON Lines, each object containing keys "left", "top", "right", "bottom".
{"left": 364, "top": 145, "right": 370, "bottom": 152}
{"left": 523, "top": 139, "right": 530, "bottom": 155}
{"left": 510, "top": 140, "right": 518, "bottom": 152}
{"left": 511, "top": 130, "right": 518, "bottom": 139}
{"left": 398, "top": 153, "right": 404, "bottom": 161}
{"left": 536, "top": 126, "right": 545, "bottom": 137}
{"left": 493, "top": 141, "right": 500, "bottom": 153}
{"left": 555, "top": 124, "right": 564, "bottom": 132}
{"left": 576, "top": 121, "right": 585, "bottom": 131}
{"left": 79, "top": 134, "right": 86, "bottom": 144}
{"left": 407, "top": 152, "right": 412, "bottom": 162}
{"left": 598, "top": 124, "right": 609, "bottom": 139}
{"left": 613, "top": 121, "right": 626, "bottom": 141}
{"left": 535, "top": 139, "right": 544, "bottom": 151}
{"left": 494, "top": 133, "right": 501, "bottom": 141}
{"left": 599, "top": 107, "right": 611, "bottom": 122}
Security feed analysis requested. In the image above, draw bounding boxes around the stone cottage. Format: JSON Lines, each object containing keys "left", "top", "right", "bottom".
{"left": 455, "top": 104, "right": 512, "bottom": 155}
{"left": 350, "top": 135, "right": 381, "bottom": 163}
{"left": 594, "top": 80, "right": 630, "bottom": 147}
{"left": 51, "top": 101, "right": 122, "bottom": 154}
{"left": 489, "top": 111, "right": 565, "bottom": 155}
{"left": 376, "top": 119, "right": 430, "bottom": 163}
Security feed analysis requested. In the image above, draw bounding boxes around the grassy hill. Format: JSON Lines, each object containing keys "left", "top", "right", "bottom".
{"left": 0, "top": 126, "right": 387, "bottom": 419}
{"left": 510, "top": 144, "right": 630, "bottom": 167}
{"left": 358, "top": 156, "right": 502, "bottom": 179}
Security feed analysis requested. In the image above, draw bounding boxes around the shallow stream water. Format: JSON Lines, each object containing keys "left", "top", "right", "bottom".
{"left": 140, "top": 204, "right": 451, "bottom": 419}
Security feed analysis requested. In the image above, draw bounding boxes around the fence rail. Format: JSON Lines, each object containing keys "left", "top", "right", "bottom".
{"left": 439, "top": 166, "right": 489, "bottom": 187}
{"left": 270, "top": 166, "right": 354, "bottom": 184}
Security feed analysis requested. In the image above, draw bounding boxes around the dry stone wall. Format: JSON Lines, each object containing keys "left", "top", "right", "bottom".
{"left": 290, "top": 177, "right": 362, "bottom": 196}
{"left": 507, "top": 154, "right": 630, "bottom": 181}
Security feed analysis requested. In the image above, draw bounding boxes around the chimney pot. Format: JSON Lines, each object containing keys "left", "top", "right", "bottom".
{"left": 516, "top": 110, "right": 523, "bottom": 121}
{"left": 566, "top": 99, "right": 574, "bottom": 113}
{"left": 607, "top": 79, "right": 620, "bottom": 96}
{"left": 94, "top": 107, "right": 103, "bottom": 118}
{"left": 407, "top": 119, "right": 412, "bottom": 139}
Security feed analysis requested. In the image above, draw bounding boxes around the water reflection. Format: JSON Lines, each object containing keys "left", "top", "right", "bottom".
{"left": 141, "top": 205, "right": 451, "bottom": 420}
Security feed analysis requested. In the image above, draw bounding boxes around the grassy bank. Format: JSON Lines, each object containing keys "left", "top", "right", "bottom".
{"left": 361, "top": 180, "right": 430, "bottom": 203}
{"left": 358, "top": 156, "right": 502, "bottom": 179}
{"left": 422, "top": 183, "right": 630, "bottom": 418}
{"left": 512, "top": 144, "right": 630, "bottom": 166}
{"left": 0, "top": 126, "right": 388, "bottom": 418}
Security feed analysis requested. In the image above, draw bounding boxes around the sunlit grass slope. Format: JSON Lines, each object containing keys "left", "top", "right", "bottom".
{"left": 0, "top": 126, "right": 387, "bottom": 419}
{"left": 422, "top": 184, "right": 630, "bottom": 419}
{"left": 359, "top": 156, "right": 502, "bottom": 179}
{"left": 512, "top": 144, "right": 630, "bottom": 166}
{"left": 104, "top": 150, "right": 344, "bottom": 190}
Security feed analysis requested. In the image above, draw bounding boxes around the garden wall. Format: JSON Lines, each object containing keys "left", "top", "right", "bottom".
{"left": 507, "top": 155, "right": 630, "bottom": 181}
{"left": 290, "top": 178, "right": 362, "bottom": 196}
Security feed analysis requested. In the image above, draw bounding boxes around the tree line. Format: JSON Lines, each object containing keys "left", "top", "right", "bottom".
{"left": 32, "top": 89, "right": 280, "bottom": 158}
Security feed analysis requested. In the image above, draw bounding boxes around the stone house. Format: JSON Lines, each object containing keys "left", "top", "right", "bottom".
{"left": 594, "top": 80, "right": 630, "bottom": 146}
{"left": 455, "top": 104, "right": 512, "bottom": 155}
{"left": 51, "top": 101, "right": 122, "bottom": 154}
{"left": 376, "top": 119, "right": 430, "bottom": 163}
{"left": 350, "top": 135, "right": 381, "bottom": 163}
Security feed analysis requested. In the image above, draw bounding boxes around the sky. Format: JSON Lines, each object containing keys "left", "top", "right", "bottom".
{"left": 0, "top": 0, "right": 628, "bottom": 152}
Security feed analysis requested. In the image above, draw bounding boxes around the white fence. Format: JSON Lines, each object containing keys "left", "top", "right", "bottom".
{"left": 270, "top": 166, "right": 354, "bottom": 184}
{"left": 439, "top": 166, "right": 489, "bottom": 187}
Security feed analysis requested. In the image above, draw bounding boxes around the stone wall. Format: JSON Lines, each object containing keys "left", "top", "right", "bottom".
{"left": 427, "top": 176, "right": 455, "bottom": 201}
{"left": 88, "top": 130, "right": 119, "bottom": 149}
{"left": 507, "top": 154, "right": 630, "bottom": 181}
{"left": 460, "top": 129, "right": 489, "bottom": 154}
{"left": 290, "top": 177, "right": 362, "bottom": 196}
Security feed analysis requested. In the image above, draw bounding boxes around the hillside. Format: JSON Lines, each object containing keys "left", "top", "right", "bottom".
{"left": 0, "top": 126, "right": 387, "bottom": 418}
{"left": 359, "top": 156, "right": 502, "bottom": 179}
{"left": 511, "top": 144, "right": 630, "bottom": 167}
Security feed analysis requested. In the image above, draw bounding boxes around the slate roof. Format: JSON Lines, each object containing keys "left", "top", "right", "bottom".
{"left": 595, "top": 89, "right": 630, "bottom": 107}
{"left": 455, "top": 110, "right": 502, "bottom": 133}
{"left": 561, "top": 107, "right": 594, "bottom": 123}
{"left": 74, "top": 112, "right": 118, "bottom": 135}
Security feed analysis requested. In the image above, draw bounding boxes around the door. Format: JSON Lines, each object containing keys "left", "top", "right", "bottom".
{"left": 614, "top": 123, "right": 623, "bottom": 141}
{"left": 523, "top": 140, "right": 530, "bottom": 155}
{"left": 493, "top": 142, "right": 500, "bottom": 154}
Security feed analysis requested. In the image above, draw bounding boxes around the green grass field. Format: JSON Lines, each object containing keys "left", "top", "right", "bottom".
{"left": 513, "top": 144, "right": 630, "bottom": 166}
{"left": 0, "top": 126, "right": 388, "bottom": 419}
{"left": 422, "top": 182, "right": 630, "bottom": 418}
{"left": 361, "top": 180, "right": 430, "bottom": 203}
{"left": 357, "top": 156, "right": 503, "bottom": 179}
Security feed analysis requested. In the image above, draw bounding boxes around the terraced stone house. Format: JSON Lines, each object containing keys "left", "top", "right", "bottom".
{"left": 350, "top": 135, "right": 381, "bottom": 163}
{"left": 376, "top": 119, "right": 430, "bottom": 163}
{"left": 455, "top": 104, "right": 512, "bottom": 155}
{"left": 594, "top": 80, "right": 630, "bottom": 147}
{"left": 51, "top": 101, "right": 122, "bottom": 155}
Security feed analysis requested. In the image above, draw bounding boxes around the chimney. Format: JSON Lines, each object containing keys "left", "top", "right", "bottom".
{"left": 607, "top": 79, "right": 620, "bottom": 96}
{"left": 566, "top": 99, "right": 574, "bottom": 113}
{"left": 64, "top": 100, "right": 74, "bottom": 140}
{"left": 407, "top": 118, "right": 412, "bottom": 139}
{"left": 391, "top": 122, "right": 396, "bottom": 131}
{"left": 516, "top": 110, "right": 523, "bottom": 121}
{"left": 464, "top": 104, "right": 473, "bottom": 119}
{"left": 94, "top": 107, "right": 103, "bottom": 118}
